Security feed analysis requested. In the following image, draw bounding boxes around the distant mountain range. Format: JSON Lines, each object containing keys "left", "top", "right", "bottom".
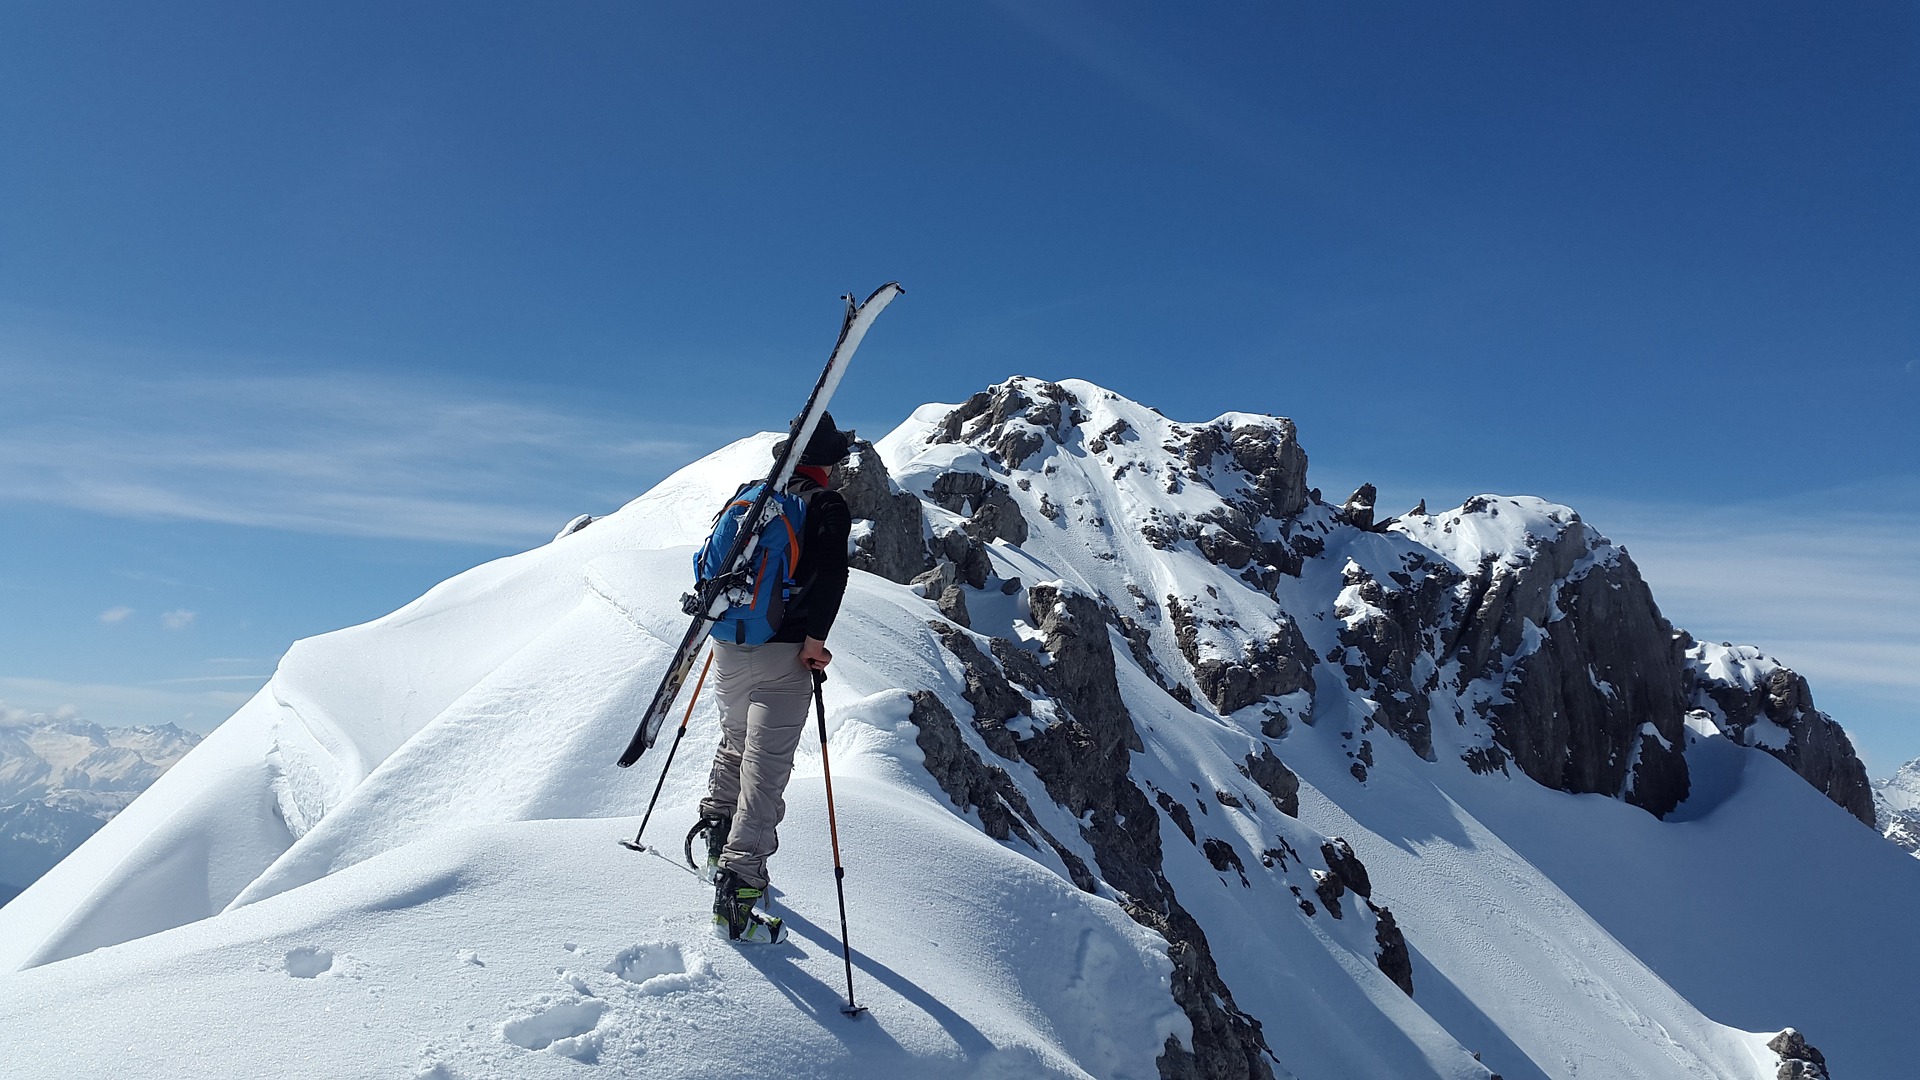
{"left": 1875, "top": 758, "right": 1920, "bottom": 857}
{"left": 0, "top": 716, "right": 201, "bottom": 903}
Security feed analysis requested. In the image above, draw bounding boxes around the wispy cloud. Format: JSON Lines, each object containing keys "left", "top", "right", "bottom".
{"left": 160, "top": 609, "right": 196, "bottom": 631}
{"left": 98, "top": 606, "right": 135, "bottom": 624}
{"left": 0, "top": 677, "right": 256, "bottom": 734}
{"left": 1589, "top": 494, "right": 1920, "bottom": 696}
{"left": 0, "top": 355, "right": 719, "bottom": 546}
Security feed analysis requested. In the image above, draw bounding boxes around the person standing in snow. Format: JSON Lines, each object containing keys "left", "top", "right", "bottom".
{"left": 695, "top": 416, "right": 854, "bottom": 944}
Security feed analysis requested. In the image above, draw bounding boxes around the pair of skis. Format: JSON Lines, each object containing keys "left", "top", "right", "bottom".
{"left": 615, "top": 280, "right": 903, "bottom": 768}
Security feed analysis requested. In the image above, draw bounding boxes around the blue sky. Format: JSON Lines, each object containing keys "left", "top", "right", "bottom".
{"left": 2, "top": 3, "right": 1915, "bottom": 774}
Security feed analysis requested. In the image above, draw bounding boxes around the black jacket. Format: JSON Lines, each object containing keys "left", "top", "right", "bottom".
{"left": 772, "top": 482, "right": 851, "bottom": 643}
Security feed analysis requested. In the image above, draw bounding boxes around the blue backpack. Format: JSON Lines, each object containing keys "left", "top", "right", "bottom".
{"left": 694, "top": 481, "right": 814, "bottom": 645}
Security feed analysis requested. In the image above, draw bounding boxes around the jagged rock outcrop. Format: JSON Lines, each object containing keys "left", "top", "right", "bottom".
{"left": 884, "top": 378, "right": 1880, "bottom": 1073}
{"left": 906, "top": 691, "right": 1083, "bottom": 869}
{"left": 1338, "top": 484, "right": 1377, "bottom": 530}
{"left": 925, "top": 528, "right": 992, "bottom": 590}
{"left": 927, "top": 623, "right": 1026, "bottom": 760}
{"left": 923, "top": 593, "right": 1275, "bottom": 1078}
{"left": 927, "top": 470, "right": 1029, "bottom": 546}
{"left": 1240, "top": 745, "right": 1299, "bottom": 817}
{"left": 1686, "top": 640, "right": 1874, "bottom": 827}
{"left": 1333, "top": 556, "right": 1458, "bottom": 761}
{"left": 1167, "top": 597, "right": 1314, "bottom": 719}
{"left": 1415, "top": 500, "right": 1692, "bottom": 817}
{"left": 1768, "top": 1028, "right": 1830, "bottom": 1080}
{"left": 1169, "top": 419, "right": 1310, "bottom": 521}
{"left": 834, "top": 438, "right": 932, "bottom": 585}
{"left": 1371, "top": 903, "right": 1413, "bottom": 996}
{"left": 931, "top": 378, "right": 1082, "bottom": 468}
{"left": 1138, "top": 416, "right": 1319, "bottom": 586}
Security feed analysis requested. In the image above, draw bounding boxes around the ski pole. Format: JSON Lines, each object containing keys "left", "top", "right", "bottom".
{"left": 813, "top": 668, "right": 865, "bottom": 1018}
{"left": 621, "top": 647, "right": 714, "bottom": 853}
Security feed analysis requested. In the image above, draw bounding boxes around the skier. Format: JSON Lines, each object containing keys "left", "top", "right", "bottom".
{"left": 694, "top": 415, "right": 854, "bottom": 943}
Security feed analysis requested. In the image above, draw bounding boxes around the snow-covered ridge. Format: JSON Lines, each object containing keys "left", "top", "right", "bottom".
{"left": 1, "top": 375, "right": 1910, "bottom": 1080}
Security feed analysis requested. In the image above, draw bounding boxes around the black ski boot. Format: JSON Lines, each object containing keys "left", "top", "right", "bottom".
{"left": 686, "top": 814, "right": 730, "bottom": 884}
{"left": 712, "top": 868, "right": 785, "bottom": 944}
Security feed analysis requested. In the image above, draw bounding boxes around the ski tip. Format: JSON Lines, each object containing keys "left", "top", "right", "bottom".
{"left": 863, "top": 281, "right": 904, "bottom": 305}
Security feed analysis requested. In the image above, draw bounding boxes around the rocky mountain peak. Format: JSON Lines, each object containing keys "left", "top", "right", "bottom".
{"left": 1873, "top": 758, "right": 1920, "bottom": 858}
{"left": 871, "top": 379, "right": 1872, "bottom": 833}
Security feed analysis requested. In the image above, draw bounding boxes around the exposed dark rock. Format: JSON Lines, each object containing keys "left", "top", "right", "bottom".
{"left": 1173, "top": 420, "right": 1310, "bottom": 521}
{"left": 905, "top": 690, "right": 1077, "bottom": 871}
{"left": 1146, "top": 900, "right": 1278, "bottom": 1080}
{"left": 1168, "top": 597, "right": 1315, "bottom": 716}
{"left": 1140, "top": 511, "right": 1182, "bottom": 551}
{"left": 929, "top": 528, "right": 993, "bottom": 589}
{"left": 1339, "top": 484, "right": 1377, "bottom": 530}
{"left": 928, "top": 470, "right": 1030, "bottom": 546}
{"left": 1155, "top": 789, "right": 1197, "bottom": 845}
{"left": 931, "top": 378, "right": 1076, "bottom": 468}
{"left": 1462, "top": 745, "right": 1508, "bottom": 775}
{"left": 1334, "top": 556, "right": 1457, "bottom": 761}
{"left": 1088, "top": 417, "right": 1133, "bottom": 453}
{"left": 1319, "top": 838, "right": 1371, "bottom": 899}
{"left": 1314, "top": 869, "right": 1346, "bottom": 919}
{"left": 911, "top": 561, "right": 957, "bottom": 598}
{"left": 935, "top": 390, "right": 996, "bottom": 444}
{"left": 1113, "top": 611, "right": 1192, "bottom": 704}
{"left": 1445, "top": 510, "right": 1692, "bottom": 817}
{"left": 937, "top": 586, "right": 971, "bottom": 628}
{"left": 1688, "top": 644, "right": 1875, "bottom": 827}
{"left": 834, "top": 439, "right": 933, "bottom": 584}
{"left": 1370, "top": 901, "right": 1414, "bottom": 996}
{"left": 1767, "top": 1028, "right": 1830, "bottom": 1080}
{"left": 1240, "top": 746, "right": 1300, "bottom": 817}
{"left": 927, "top": 623, "right": 1027, "bottom": 759}
{"left": 1023, "top": 584, "right": 1142, "bottom": 755}
{"left": 1153, "top": 419, "right": 1313, "bottom": 581}
{"left": 1202, "top": 837, "right": 1249, "bottom": 886}
{"left": 929, "top": 582, "right": 1273, "bottom": 1078}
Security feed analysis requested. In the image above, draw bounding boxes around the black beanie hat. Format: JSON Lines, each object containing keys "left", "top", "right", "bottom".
{"left": 775, "top": 412, "right": 854, "bottom": 466}
{"left": 802, "top": 412, "right": 854, "bottom": 465}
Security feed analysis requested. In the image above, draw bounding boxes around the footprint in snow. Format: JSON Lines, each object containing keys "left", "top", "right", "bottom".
{"left": 500, "top": 998, "right": 607, "bottom": 1061}
{"left": 284, "top": 947, "right": 334, "bottom": 978}
{"left": 606, "top": 941, "right": 713, "bottom": 995}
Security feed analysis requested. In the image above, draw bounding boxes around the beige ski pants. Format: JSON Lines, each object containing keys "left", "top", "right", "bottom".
{"left": 699, "top": 639, "right": 813, "bottom": 890}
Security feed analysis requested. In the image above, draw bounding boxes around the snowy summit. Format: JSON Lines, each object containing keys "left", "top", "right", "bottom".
{"left": 1, "top": 377, "right": 1913, "bottom": 1080}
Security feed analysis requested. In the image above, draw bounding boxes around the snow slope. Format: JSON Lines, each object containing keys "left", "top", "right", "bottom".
{"left": 4, "top": 378, "right": 1911, "bottom": 1079}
